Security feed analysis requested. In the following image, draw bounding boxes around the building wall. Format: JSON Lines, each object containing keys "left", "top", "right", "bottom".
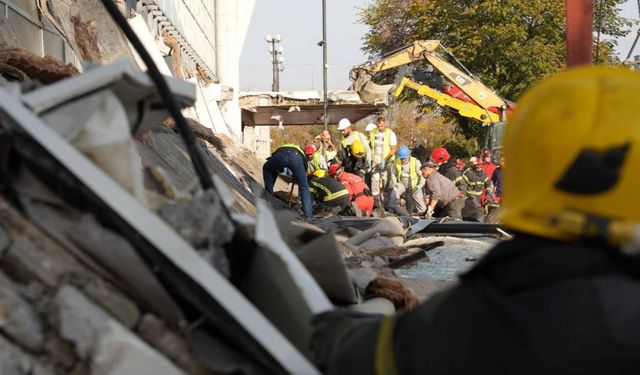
{"left": 216, "top": 0, "right": 256, "bottom": 138}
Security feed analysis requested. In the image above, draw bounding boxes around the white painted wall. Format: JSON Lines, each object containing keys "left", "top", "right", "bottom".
{"left": 216, "top": 0, "right": 256, "bottom": 138}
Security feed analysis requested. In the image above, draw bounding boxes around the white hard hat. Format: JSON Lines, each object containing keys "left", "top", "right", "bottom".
{"left": 365, "top": 123, "right": 376, "bottom": 132}
{"left": 337, "top": 118, "right": 352, "bottom": 130}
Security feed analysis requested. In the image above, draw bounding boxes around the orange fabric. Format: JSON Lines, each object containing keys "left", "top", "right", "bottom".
{"left": 338, "top": 172, "right": 373, "bottom": 214}
{"left": 354, "top": 195, "right": 374, "bottom": 214}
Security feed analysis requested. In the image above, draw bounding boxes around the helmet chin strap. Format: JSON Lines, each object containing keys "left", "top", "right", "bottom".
{"left": 549, "top": 210, "right": 640, "bottom": 255}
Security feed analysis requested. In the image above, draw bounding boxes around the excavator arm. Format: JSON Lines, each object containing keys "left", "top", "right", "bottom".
{"left": 351, "top": 40, "right": 510, "bottom": 121}
{"left": 394, "top": 77, "right": 500, "bottom": 123}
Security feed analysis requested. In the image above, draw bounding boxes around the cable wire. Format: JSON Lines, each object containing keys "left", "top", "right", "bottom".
{"left": 98, "top": 0, "right": 214, "bottom": 191}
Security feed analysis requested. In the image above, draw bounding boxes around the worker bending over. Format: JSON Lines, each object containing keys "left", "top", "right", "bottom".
{"left": 421, "top": 160, "right": 465, "bottom": 219}
{"left": 329, "top": 163, "right": 373, "bottom": 216}
{"left": 307, "top": 170, "right": 350, "bottom": 215}
{"left": 393, "top": 145, "right": 426, "bottom": 214}
{"left": 262, "top": 144, "right": 313, "bottom": 219}
{"left": 311, "top": 67, "right": 640, "bottom": 374}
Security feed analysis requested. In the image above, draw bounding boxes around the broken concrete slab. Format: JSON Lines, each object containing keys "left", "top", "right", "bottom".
{"left": 55, "top": 285, "right": 186, "bottom": 374}
{"left": 345, "top": 217, "right": 405, "bottom": 246}
{"left": 0, "top": 333, "right": 54, "bottom": 375}
{"left": 92, "top": 320, "right": 186, "bottom": 375}
{"left": 0, "top": 270, "right": 45, "bottom": 351}
{"left": 137, "top": 314, "right": 212, "bottom": 375}
{"left": 82, "top": 279, "right": 140, "bottom": 329}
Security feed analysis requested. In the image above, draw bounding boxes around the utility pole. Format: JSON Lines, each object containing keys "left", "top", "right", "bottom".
{"left": 266, "top": 34, "right": 284, "bottom": 91}
{"left": 320, "top": 0, "right": 328, "bottom": 130}
{"left": 565, "top": 0, "right": 593, "bottom": 67}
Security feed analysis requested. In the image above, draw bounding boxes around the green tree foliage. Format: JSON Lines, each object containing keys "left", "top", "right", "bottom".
{"left": 360, "top": 0, "right": 632, "bottom": 101}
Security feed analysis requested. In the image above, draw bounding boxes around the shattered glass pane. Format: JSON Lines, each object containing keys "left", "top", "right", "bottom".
{"left": 395, "top": 238, "right": 493, "bottom": 281}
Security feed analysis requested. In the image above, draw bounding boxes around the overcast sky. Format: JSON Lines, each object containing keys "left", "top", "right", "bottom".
{"left": 240, "top": 0, "right": 640, "bottom": 92}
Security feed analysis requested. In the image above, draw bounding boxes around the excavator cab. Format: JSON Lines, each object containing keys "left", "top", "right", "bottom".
{"left": 484, "top": 121, "right": 507, "bottom": 157}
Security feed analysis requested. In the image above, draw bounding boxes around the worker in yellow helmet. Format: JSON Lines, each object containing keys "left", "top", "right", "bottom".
{"left": 311, "top": 67, "right": 640, "bottom": 374}
{"left": 339, "top": 140, "right": 370, "bottom": 178}
{"left": 337, "top": 118, "right": 372, "bottom": 168}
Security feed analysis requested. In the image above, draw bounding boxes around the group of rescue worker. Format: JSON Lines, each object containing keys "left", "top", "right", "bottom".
{"left": 263, "top": 115, "right": 503, "bottom": 221}
{"left": 308, "top": 66, "right": 640, "bottom": 374}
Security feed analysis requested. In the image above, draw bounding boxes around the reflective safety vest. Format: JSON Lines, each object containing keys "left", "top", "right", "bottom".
{"left": 311, "top": 152, "right": 326, "bottom": 171}
{"left": 341, "top": 131, "right": 365, "bottom": 149}
{"left": 309, "top": 177, "right": 349, "bottom": 202}
{"left": 369, "top": 128, "right": 393, "bottom": 161}
{"left": 396, "top": 157, "right": 419, "bottom": 190}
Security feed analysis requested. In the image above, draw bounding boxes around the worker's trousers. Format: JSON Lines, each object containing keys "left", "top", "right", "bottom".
{"left": 263, "top": 149, "right": 313, "bottom": 218}
{"left": 435, "top": 197, "right": 465, "bottom": 220}
{"left": 394, "top": 184, "right": 426, "bottom": 214}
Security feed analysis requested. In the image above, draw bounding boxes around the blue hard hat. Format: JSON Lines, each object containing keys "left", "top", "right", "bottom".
{"left": 397, "top": 145, "right": 411, "bottom": 159}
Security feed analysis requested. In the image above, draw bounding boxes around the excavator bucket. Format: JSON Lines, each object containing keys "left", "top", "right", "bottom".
{"left": 350, "top": 69, "right": 394, "bottom": 106}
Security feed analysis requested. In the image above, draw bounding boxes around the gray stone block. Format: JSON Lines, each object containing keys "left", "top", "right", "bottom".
{"left": 0, "top": 270, "right": 44, "bottom": 351}
{"left": 55, "top": 285, "right": 186, "bottom": 374}
{"left": 0, "top": 334, "right": 54, "bottom": 375}
{"left": 137, "top": 314, "right": 212, "bottom": 375}
{"left": 83, "top": 279, "right": 140, "bottom": 328}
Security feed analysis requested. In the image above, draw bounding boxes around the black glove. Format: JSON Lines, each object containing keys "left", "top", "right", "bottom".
{"left": 310, "top": 309, "right": 383, "bottom": 372}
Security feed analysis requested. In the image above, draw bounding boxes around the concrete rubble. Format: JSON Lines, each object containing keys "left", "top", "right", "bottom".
{"left": 0, "top": 1, "right": 508, "bottom": 374}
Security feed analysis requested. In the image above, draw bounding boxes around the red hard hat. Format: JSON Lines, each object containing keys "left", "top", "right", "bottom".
{"left": 328, "top": 163, "right": 342, "bottom": 176}
{"left": 304, "top": 144, "right": 315, "bottom": 155}
{"left": 431, "top": 147, "right": 451, "bottom": 164}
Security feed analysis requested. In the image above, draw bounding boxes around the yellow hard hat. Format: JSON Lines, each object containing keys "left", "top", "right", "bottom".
{"left": 500, "top": 66, "right": 640, "bottom": 245}
{"left": 350, "top": 140, "right": 365, "bottom": 158}
{"left": 313, "top": 169, "right": 327, "bottom": 178}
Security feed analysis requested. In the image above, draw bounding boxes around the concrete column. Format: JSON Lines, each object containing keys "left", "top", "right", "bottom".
{"left": 215, "top": 0, "right": 256, "bottom": 139}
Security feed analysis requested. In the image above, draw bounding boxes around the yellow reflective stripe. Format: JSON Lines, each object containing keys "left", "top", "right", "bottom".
{"left": 312, "top": 180, "right": 331, "bottom": 195}
{"left": 453, "top": 175, "right": 463, "bottom": 184}
{"left": 466, "top": 190, "right": 483, "bottom": 195}
{"left": 313, "top": 153, "right": 320, "bottom": 169}
{"left": 375, "top": 317, "right": 398, "bottom": 375}
{"left": 324, "top": 189, "right": 349, "bottom": 201}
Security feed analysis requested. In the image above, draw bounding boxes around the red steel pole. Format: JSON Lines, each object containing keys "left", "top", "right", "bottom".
{"left": 566, "top": 0, "right": 593, "bottom": 67}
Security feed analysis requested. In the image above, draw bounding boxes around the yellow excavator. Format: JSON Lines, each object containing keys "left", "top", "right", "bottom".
{"left": 350, "top": 40, "right": 514, "bottom": 149}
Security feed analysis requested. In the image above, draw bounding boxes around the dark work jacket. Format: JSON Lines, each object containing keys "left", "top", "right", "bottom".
{"left": 324, "top": 234, "right": 640, "bottom": 375}
{"left": 492, "top": 166, "right": 504, "bottom": 196}
{"left": 439, "top": 160, "right": 467, "bottom": 193}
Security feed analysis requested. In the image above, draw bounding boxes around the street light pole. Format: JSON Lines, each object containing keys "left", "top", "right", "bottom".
{"left": 321, "top": 0, "right": 328, "bottom": 130}
{"left": 266, "top": 34, "right": 284, "bottom": 91}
